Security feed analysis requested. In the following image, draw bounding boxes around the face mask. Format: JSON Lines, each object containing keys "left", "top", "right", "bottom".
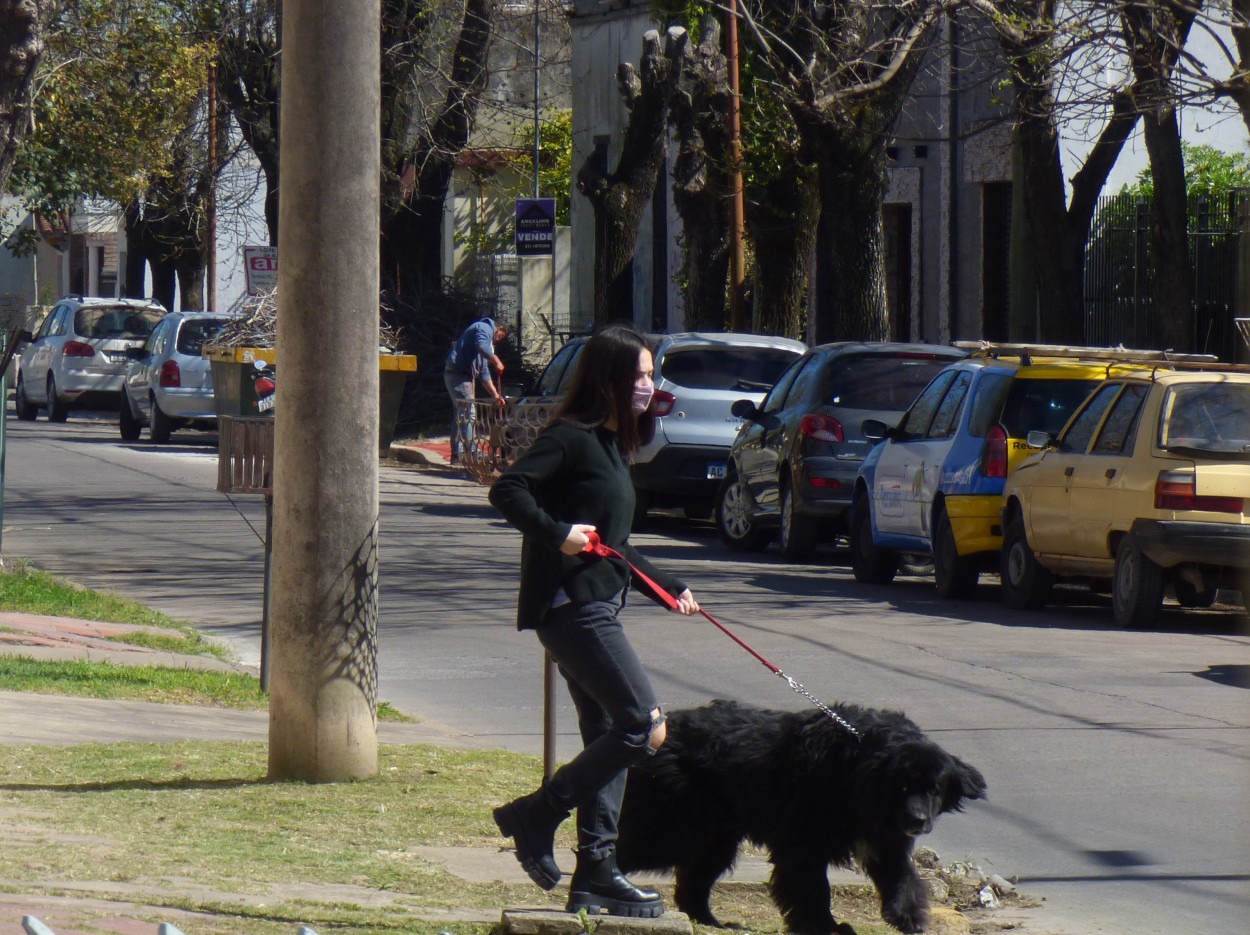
{"left": 632, "top": 385, "right": 654, "bottom": 415}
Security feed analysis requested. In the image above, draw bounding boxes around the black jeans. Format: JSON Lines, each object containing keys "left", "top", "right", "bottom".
{"left": 537, "top": 590, "right": 661, "bottom": 859}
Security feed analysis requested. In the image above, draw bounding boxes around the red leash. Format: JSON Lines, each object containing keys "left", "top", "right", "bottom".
{"left": 582, "top": 532, "right": 860, "bottom": 739}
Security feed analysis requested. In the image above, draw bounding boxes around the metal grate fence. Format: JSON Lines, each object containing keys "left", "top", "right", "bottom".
{"left": 1085, "top": 189, "right": 1246, "bottom": 358}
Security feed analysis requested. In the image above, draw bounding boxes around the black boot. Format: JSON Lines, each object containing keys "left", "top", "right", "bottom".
{"left": 566, "top": 851, "right": 664, "bottom": 919}
{"left": 493, "top": 787, "right": 569, "bottom": 890}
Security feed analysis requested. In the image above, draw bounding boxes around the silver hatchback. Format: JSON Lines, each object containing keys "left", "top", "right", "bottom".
{"left": 120, "top": 311, "right": 237, "bottom": 443}
{"left": 16, "top": 296, "right": 166, "bottom": 422}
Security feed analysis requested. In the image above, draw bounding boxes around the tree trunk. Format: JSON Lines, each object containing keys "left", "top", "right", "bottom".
{"left": 1141, "top": 109, "right": 1192, "bottom": 349}
{"left": 380, "top": 0, "right": 493, "bottom": 300}
{"left": 669, "top": 14, "right": 731, "bottom": 332}
{"left": 217, "top": 0, "right": 281, "bottom": 243}
{"left": 1122, "top": 0, "right": 1197, "bottom": 351}
{"left": 746, "top": 165, "right": 819, "bottom": 340}
{"left": 0, "top": 0, "right": 52, "bottom": 192}
{"left": 577, "top": 28, "right": 682, "bottom": 327}
{"left": 811, "top": 151, "right": 890, "bottom": 343}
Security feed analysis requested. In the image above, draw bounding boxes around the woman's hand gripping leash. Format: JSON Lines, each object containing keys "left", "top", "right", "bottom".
{"left": 580, "top": 531, "right": 859, "bottom": 739}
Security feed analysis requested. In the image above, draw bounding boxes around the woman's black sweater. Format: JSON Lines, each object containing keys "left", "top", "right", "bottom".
{"left": 489, "top": 419, "right": 687, "bottom": 630}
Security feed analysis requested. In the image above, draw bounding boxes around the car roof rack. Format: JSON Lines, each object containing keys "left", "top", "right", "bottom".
{"left": 952, "top": 341, "right": 1221, "bottom": 366}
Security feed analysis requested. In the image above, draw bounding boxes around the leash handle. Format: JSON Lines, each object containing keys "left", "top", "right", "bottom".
{"left": 580, "top": 531, "right": 859, "bottom": 738}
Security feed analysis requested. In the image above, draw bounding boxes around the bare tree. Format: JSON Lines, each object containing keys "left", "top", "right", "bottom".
{"left": 739, "top": 0, "right": 948, "bottom": 342}
{"left": 1122, "top": 0, "right": 1200, "bottom": 350}
{"left": 970, "top": 2, "right": 1140, "bottom": 343}
{"left": 217, "top": 0, "right": 281, "bottom": 243}
{"left": 0, "top": 0, "right": 55, "bottom": 193}
{"left": 669, "top": 14, "right": 734, "bottom": 331}
{"left": 576, "top": 26, "right": 684, "bottom": 326}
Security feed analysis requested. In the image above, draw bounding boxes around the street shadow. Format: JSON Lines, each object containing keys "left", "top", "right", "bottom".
{"left": 1194, "top": 664, "right": 1250, "bottom": 689}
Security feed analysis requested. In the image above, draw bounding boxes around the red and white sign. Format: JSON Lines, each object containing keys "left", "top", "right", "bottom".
{"left": 243, "top": 245, "right": 278, "bottom": 295}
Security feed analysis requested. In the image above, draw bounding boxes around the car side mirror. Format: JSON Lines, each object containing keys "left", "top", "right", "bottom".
{"left": 862, "top": 418, "right": 891, "bottom": 443}
{"left": 1025, "top": 429, "right": 1053, "bottom": 449}
{"left": 126, "top": 345, "right": 148, "bottom": 360}
{"left": 730, "top": 398, "right": 760, "bottom": 421}
{"left": 15, "top": 329, "right": 33, "bottom": 344}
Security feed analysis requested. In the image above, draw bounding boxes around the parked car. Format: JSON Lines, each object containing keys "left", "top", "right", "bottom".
{"left": 1000, "top": 366, "right": 1250, "bottom": 627}
{"left": 848, "top": 344, "right": 1192, "bottom": 597}
{"left": 501, "top": 332, "right": 806, "bottom": 521}
{"left": 633, "top": 332, "right": 806, "bottom": 520}
{"left": 715, "top": 342, "right": 965, "bottom": 561}
{"left": 15, "top": 296, "right": 166, "bottom": 421}
{"left": 119, "top": 311, "right": 237, "bottom": 443}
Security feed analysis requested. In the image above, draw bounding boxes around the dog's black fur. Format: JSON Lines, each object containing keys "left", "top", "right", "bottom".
{"left": 615, "top": 699, "right": 987, "bottom": 934}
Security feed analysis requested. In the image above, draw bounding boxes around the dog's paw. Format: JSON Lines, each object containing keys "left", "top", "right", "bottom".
{"left": 881, "top": 903, "right": 929, "bottom": 934}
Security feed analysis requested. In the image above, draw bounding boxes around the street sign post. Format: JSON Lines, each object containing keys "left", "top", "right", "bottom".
{"left": 242, "top": 246, "right": 278, "bottom": 295}
{"left": 514, "top": 198, "right": 556, "bottom": 257}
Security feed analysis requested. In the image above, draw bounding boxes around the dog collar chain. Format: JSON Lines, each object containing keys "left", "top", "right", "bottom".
{"left": 581, "top": 532, "right": 860, "bottom": 741}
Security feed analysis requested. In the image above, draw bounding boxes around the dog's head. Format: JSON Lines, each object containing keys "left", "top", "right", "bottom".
{"left": 867, "top": 739, "right": 987, "bottom": 837}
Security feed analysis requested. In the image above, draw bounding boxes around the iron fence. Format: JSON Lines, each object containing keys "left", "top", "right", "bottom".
{"left": 1085, "top": 189, "right": 1246, "bottom": 359}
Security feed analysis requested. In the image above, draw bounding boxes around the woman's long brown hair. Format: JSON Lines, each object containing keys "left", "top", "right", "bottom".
{"left": 553, "top": 323, "right": 657, "bottom": 456}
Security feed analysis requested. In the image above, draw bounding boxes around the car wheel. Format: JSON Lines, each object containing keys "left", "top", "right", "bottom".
{"left": 933, "top": 506, "right": 979, "bottom": 599}
{"left": 716, "top": 469, "right": 769, "bottom": 551}
{"left": 1000, "top": 512, "right": 1052, "bottom": 610}
{"left": 14, "top": 375, "right": 38, "bottom": 421}
{"left": 119, "top": 397, "right": 142, "bottom": 441}
{"left": 779, "top": 480, "right": 818, "bottom": 563}
{"left": 150, "top": 399, "right": 174, "bottom": 443}
{"left": 1112, "top": 536, "right": 1166, "bottom": 629}
{"left": 849, "top": 496, "right": 897, "bottom": 585}
{"left": 45, "top": 375, "right": 69, "bottom": 423}
{"left": 1173, "top": 581, "right": 1216, "bottom": 609}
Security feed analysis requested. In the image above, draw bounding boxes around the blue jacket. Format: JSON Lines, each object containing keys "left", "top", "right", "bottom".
{"left": 445, "top": 317, "right": 497, "bottom": 388}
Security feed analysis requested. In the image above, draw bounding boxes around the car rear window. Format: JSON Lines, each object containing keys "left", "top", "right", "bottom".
{"left": 1162, "top": 382, "right": 1250, "bottom": 455}
{"left": 1000, "top": 378, "right": 1101, "bottom": 438}
{"left": 77, "top": 306, "right": 162, "bottom": 340}
{"left": 660, "top": 347, "right": 799, "bottom": 392}
{"left": 177, "top": 319, "right": 229, "bottom": 356}
{"left": 825, "top": 354, "right": 953, "bottom": 410}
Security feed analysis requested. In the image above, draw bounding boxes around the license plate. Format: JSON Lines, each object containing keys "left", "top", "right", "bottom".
{"left": 108, "top": 353, "right": 129, "bottom": 363}
{"left": 707, "top": 461, "right": 726, "bottom": 480}
{"left": 257, "top": 395, "right": 275, "bottom": 412}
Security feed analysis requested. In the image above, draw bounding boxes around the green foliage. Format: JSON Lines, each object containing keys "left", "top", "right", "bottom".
{"left": 9, "top": 0, "right": 213, "bottom": 218}
{"left": 509, "top": 108, "right": 574, "bottom": 226}
{"left": 1121, "top": 142, "right": 1250, "bottom": 199}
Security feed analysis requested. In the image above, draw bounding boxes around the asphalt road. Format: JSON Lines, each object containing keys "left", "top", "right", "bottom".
{"left": 3, "top": 412, "right": 1248, "bottom": 935}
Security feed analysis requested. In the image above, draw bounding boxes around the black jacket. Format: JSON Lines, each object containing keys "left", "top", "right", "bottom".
{"left": 489, "top": 420, "right": 687, "bottom": 630}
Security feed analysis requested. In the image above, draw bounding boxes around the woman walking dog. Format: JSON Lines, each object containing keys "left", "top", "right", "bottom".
{"left": 489, "top": 323, "right": 700, "bottom": 919}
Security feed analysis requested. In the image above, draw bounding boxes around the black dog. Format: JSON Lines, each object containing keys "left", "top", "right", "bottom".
{"left": 615, "top": 699, "right": 986, "bottom": 934}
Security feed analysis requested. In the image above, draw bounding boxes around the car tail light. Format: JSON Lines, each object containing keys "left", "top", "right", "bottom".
{"left": 159, "top": 360, "right": 181, "bottom": 387}
{"left": 799, "top": 413, "right": 844, "bottom": 443}
{"left": 1155, "top": 470, "right": 1244, "bottom": 513}
{"left": 63, "top": 341, "right": 95, "bottom": 358}
{"left": 809, "top": 477, "right": 842, "bottom": 489}
{"left": 982, "top": 425, "right": 1009, "bottom": 478}
{"left": 651, "top": 389, "right": 676, "bottom": 416}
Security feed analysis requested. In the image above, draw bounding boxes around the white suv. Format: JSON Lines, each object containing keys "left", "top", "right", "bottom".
{"left": 16, "top": 296, "right": 166, "bottom": 421}
{"left": 504, "top": 332, "right": 806, "bottom": 521}
{"left": 632, "top": 332, "right": 806, "bottom": 519}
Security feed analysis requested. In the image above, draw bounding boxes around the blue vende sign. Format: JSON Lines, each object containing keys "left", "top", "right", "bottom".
{"left": 515, "top": 198, "right": 556, "bottom": 257}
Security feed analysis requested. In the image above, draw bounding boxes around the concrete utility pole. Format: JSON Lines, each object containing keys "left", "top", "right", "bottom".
{"left": 268, "top": 0, "right": 381, "bottom": 782}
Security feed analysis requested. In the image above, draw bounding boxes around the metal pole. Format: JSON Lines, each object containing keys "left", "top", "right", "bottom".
{"left": 261, "top": 493, "right": 272, "bottom": 692}
{"left": 535, "top": 1, "right": 560, "bottom": 776}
